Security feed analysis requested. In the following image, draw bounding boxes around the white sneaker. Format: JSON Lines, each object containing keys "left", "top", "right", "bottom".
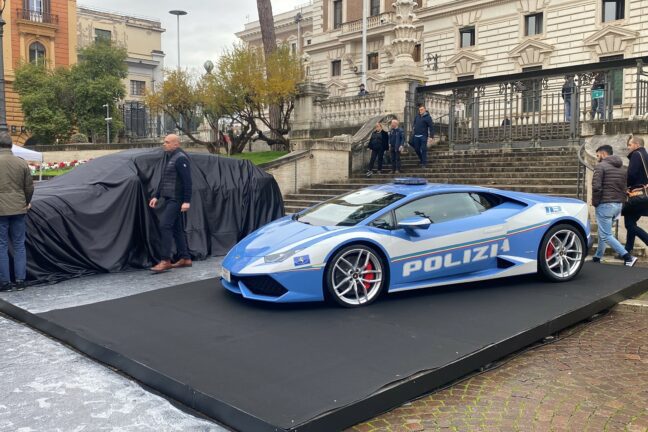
{"left": 625, "top": 256, "right": 638, "bottom": 267}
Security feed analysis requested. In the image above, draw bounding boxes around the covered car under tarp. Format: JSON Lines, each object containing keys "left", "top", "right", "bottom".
{"left": 24, "top": 148, "right": 284, "bottom": 284}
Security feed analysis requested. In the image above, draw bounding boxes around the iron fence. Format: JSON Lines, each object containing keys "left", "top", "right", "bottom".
{"left": 415, "top": 57, "right": 648, "bottom": 150}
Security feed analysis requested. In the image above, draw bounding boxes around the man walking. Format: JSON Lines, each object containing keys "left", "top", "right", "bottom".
{"left": 591, "top": 145, "right": 636, "bottom": 266}
{"left": 562, "top": 75, "right": 574, "bottom": 122}
{"left": 0, "top": 132, "right": 34, "bottom": 291}
{"left": 149, "top": 134, "right": 193, "bottom": 273}
{"left": 624, "top": 136, "right": 648, "bottom": 254}
{"left": 389, "top": 119, "right": 404, "bottom": 174}
{"left": 411, "top": 105, "right": 434, "bottom": 168}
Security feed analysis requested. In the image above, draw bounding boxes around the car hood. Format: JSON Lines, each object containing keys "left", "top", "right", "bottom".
{"left": 233, "top": 216, "right": 346, "bottom": 257}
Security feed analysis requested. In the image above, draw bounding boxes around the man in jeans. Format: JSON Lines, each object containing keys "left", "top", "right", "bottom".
{"left": 591, "top": 144, "right": 637, "bottom": 266}
{"left": 0, "top": 132, "right": 34, "bottom": 291}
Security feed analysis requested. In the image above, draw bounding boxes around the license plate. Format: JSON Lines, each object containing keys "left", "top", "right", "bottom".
{"left": 221, "top": 268, "right": 231, "bottom": 283}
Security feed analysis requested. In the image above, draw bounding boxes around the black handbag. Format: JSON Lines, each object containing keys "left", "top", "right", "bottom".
{"left": 623, "top": 152, "right": 648, "bottom": 215}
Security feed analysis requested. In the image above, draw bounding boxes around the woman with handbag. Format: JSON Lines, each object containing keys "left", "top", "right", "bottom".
{"left": 623, "top": 136, "right": 648, "bottom": 253}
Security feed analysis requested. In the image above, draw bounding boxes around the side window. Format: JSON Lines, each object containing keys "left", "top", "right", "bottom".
{"left": 468, "top": 192, "right": 501, "bottom": 213}
{"left": 395, "top": 193, "right": 481, "bottom": 224}
{"left": 369, "top": 212, "right": 395, "bottom": 230}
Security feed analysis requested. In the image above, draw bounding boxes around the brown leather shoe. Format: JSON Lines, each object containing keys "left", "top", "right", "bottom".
{"left": 150, "top": 260, "right": 172, "bottom": 273}
{"left": 171, "top": 258, "right": 193, "bottom": 268}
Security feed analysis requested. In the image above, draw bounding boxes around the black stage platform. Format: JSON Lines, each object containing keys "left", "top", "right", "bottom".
{"left": 2, "top": 263, "right": 648, "bottom": 432}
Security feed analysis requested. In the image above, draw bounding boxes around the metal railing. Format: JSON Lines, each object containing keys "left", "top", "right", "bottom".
{"left": 415, "top": 57, "right": 648, "bottom": 150}
{"left": 16, "top": 8, "right": 59, "bottom": 25}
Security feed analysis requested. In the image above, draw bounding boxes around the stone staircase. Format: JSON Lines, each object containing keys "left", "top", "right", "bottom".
{"left": 283, "top": 145, "right": 581, "bottom": 214}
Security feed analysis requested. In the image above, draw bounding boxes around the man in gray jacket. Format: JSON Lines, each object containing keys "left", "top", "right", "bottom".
{"left": 0, "top": 132, "right": 34, "bottom": 291}
{"left": 591, "top": 145, "right": 637, "bottom": 266}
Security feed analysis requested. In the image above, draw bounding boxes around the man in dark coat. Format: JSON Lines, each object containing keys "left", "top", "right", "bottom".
{"left": 410, "top": 105, "right": 434, "bottom": 168}
{"left": 366, "top": 122, "right": 389, "bottom": 176}
{"left": 624, "top": 136, "right": 648, "bottom": 254}
{"left": 149, "top": 134, "right": 193, "bottom": 272}
{"left": 591, "top": 145, "right": 636, "bottom": 266}
{"left": 389, "top": 119, "right": 404, "bottom": 174}
{"left": 562, "top": 75, "right": 574, "bottom": 122}
{"left": 0, "top": 132, "right": 34, "bottom": 291}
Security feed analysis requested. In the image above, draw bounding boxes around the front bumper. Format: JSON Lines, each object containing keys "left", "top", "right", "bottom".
{"left": 220, "top": 255, "right": 325, "bottom": 303}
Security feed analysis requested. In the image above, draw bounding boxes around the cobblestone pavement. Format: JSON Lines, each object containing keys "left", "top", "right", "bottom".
{"left": 349, "top": 306, "right": 648, "bottom": 432}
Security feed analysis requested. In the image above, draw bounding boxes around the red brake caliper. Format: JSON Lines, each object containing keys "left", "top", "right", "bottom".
{"left": 363, "top": 262, "right": 374, "bottom": 289}
{"left": 546, "top": 242, "right": 555, "bottom": 260}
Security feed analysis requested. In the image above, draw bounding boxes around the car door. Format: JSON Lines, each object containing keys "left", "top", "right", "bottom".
{"left": 390, "top": 192, "right": 509, "bottom": 286}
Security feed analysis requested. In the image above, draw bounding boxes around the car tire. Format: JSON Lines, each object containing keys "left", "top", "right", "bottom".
{"left": 325, "top": 244, "right": 386, "bottom": 308}
{"left": 538, "top": 224, "right": 585, "bottom": 282}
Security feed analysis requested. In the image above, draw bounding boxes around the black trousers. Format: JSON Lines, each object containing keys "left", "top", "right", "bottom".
{"left": 390, "top": 149, "right": 401, "bottom": 172}
{"left": 368, "top": 149, "right": 384, "bottom": 171}
{"left": 159, "top": 198, "right": 190, "bottom": 261}
{"left": 624, "top": 208, "right": 648, "bottom": 251}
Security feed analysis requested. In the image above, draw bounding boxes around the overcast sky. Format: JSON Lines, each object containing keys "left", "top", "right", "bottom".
{"left": 78, "top": 0, "right": 302, "bottom": 72}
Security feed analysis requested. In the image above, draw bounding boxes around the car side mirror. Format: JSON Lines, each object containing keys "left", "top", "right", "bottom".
{"left": 397, "top": 216, "right": 432, "bottom": 231}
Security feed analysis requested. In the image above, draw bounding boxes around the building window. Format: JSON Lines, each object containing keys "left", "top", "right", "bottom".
{"left": 333, "top": 0, "right": 343, "bottom": 29}
{"left": 525, "top": 13, "right": 543, "bottom": 36}
{"left": 370, "top": 0, "right": 380, "bottom": 16}
{"left": 95, "top": 29, "right": 112, "bottom": 42}
{"left": 603, "top": 0, "right": 624, "bottom": 22}
{"left": 307, "top": 39, "right": 312, "bottom": 45}
{"left": 413, "top": 44, "right": 421, "bottom": 63}
{"left": 130, "top": 80, "right": 146, "bottom": 96}
{"left": 600, "top": 55, "right": 623, "bottom": 105}
{"left": 367, "top": 53, "right": 379, "bottom": 70}
{"left": 28, "top": 42, "right": 46, "bottom": 64}
{"left": 522, "top": 66, "right": 542, "bottom": 113}
{"left": 331, "top": 60, "right": 341, "bottom": 77}
{"left": 291, "top": 43, "right": 297, "bottom": 54}
{"left": 459, "top": 27, "right": 475, "bottom": 48}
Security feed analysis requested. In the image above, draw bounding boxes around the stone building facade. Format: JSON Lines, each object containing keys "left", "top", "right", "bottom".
{"left": 77, "top": 5, "right": 165, "bottom": 138}
{"left": 3, "top": 0, "right": 77, "bottom": 144}
{"left": 238, "top": 0, "right": 648, "bottom": 107}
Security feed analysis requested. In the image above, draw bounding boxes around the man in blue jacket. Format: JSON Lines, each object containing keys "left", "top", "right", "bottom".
{"left": 149, "top": 134, "right": 193, "bottom": 272}
{"left": 389, "top": 119, "right": 404, "bottom": 174}
{"left": 411, "top": 105, "right": 434, "bottom": 168}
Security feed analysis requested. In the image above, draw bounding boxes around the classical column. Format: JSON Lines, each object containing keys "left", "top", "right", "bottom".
{"left": 382, "top": 0, "right": 425, "bottom": 115}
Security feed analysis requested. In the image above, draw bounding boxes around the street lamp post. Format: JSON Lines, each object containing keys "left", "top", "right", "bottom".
{"left": 169, "top": 10, "right": 187, "bottom": 70}
{"left": 102, "top": 104, "right": 112, "bottom": 144}
{"left": 0, "top": 1, "right": 9, "bottom": 133}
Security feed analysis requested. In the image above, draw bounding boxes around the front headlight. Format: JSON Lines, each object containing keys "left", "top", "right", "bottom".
{"left": 264, "top": 248, "right": 301, "bottom": 264}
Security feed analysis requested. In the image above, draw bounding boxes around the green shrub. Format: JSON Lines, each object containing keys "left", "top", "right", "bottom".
{"left": 69, "top": 133, "right": 89, "bottom": 143}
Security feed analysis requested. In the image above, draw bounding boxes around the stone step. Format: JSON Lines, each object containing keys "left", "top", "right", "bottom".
{"left": 361, "top": 167, "right": 580, "bottom": 175}
{"left": 343, "top": 177, "right": 577, "bottom": 186}
{"left": 306, "top": 183, "right": 578, "bottom": 194}
{"left": 394, "top": 159, "right": 579, "bottom": 167}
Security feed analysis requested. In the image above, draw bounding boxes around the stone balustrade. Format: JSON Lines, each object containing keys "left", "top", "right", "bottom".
{"left": 341, "top": 12, "right": 394, "bottom": 34}
{"left": 315, "top": 92, "right": 386, "bottom": 127}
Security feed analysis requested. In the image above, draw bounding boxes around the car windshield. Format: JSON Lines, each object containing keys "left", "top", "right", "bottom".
{"left": 295, "top": 189, "right": 405, "bottom": 226}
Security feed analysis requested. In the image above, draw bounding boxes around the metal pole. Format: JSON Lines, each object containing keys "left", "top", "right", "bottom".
{"left": 636, "top": 60, "right": 643, "bottom": 116}
{"left": 106, "top": 104, "right": 110, "bottom": 143}
{"left": 361, "top": 0, "right": 367, "bottom": 87}
{"left": 176, "top": 14, "right": 180, "bottom": 69}
{"left": 0, "top": 14, "right": 8, "bottom": 133}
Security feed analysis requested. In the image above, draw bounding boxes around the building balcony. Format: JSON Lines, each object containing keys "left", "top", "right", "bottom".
{"left": 341, "top": 12, "right": 394, "bottom": 34}
{"left": 16, "top": 9, "right": 59, "bottom": 26}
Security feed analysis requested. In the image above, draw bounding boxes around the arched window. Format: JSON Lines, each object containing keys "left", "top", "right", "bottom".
{"left": 29, "top": 42, "right": 46, "bottom": 64}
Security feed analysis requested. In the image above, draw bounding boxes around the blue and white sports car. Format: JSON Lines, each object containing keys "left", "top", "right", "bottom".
{"left": 221, "top": 179, "right": 591, "bottom": 307}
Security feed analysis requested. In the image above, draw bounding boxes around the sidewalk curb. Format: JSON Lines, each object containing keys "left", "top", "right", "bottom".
{"left": 618, "top": 299, "right": 648, "bottom": 313}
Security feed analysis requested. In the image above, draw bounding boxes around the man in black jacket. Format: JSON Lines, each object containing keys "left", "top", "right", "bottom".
{"left": 591, "top": 145, "right": 636, "bottom": 266}
{"left": 366, "top": 122, "right": 389, "bottom": 176}
{"left": 624, "top": 136, "right": 648, "bottom": 254}
{"left": 411, "top": 105, "right": 434, "bottom": 168}
{"left": 149, "top": 134, "right": 193, "bottom": 272}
